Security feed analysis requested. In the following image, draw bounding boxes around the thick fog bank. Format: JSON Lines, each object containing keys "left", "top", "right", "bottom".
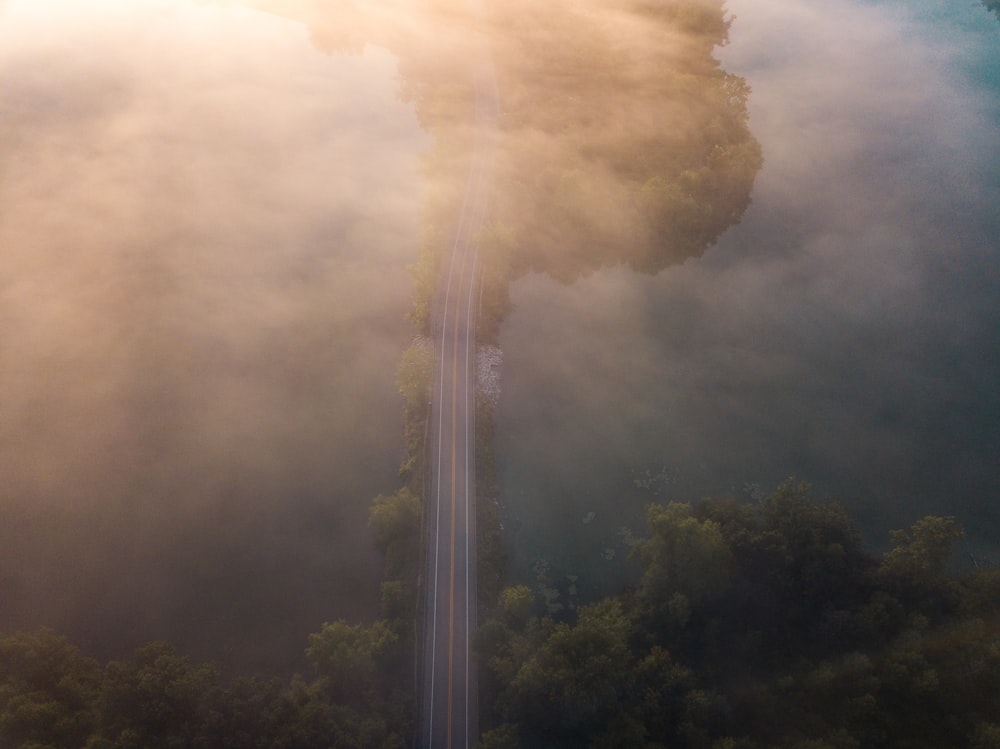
{"left": 0, "top": 1, "right": 428, "bottom": 672}
{"left": 496, "top": 0, "right": 1000, "bottom": 600}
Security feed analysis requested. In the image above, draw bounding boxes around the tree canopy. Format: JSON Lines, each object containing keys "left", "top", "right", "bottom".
{"left": 3, "top": 487, "right": 997, "bottom": 748}
{"left": 484, "top": 0, "right": 762, "bottom": 280}
{"left": 0, "top": 628, "right": 411, "bottom": 749}
{"left": 479, "top": 481, "right": 1000, "bottom": 749}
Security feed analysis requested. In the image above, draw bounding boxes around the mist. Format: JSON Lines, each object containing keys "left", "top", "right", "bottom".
{"left": 3, "top": 0, "right": 996, "bottom": 676}
{"left": 0, "top": 0, "right": 428, "bottom": 673}
{"left": 495, "top": 0, "right": 1000, "bottom": 600}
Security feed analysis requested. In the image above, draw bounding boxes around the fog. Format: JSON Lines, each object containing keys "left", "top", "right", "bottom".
{"left": 3, "top": 0, "right": 996, "bottom": 672}
{"left": 0, "top": 0, "right": 428, "bottom": 672}
{"left": 495, "top": 0, "right": 1000, "bottom": 601}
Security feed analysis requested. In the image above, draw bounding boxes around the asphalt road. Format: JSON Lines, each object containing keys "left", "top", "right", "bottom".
{"left": 420, "top": 16, "right": 497, "bottom": 748}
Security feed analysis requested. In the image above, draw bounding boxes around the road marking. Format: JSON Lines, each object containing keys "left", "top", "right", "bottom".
{"left": 447, "top": 236, "right": 471, "bottom": 749}
{"left": 427, "top": 65, "right": 495, "bottom": 749}
{"left": 429, "top": 127, "right": 476, "bottom": 749}
{"left": 447, "top": 332, "right": 457, "bottom": 749}
{"left": 463, "top": 247, "right": 478, "bottom": 749}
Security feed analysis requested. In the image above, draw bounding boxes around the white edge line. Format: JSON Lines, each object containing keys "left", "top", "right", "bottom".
{"left": 429, "top": 139, "right": 476, "bottom": 748}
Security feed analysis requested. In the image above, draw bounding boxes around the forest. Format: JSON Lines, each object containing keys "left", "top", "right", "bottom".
{"left": 477, "top": 482, "right": 1000, "bottom": 748}
{"left": 5, "top": 0, "right": 997, "bottom": 747}
{"left": 482, "top": 0, "right": 762, "bottom": 280}
{"left": 400, "top": 0, "right": 762, "bottom": 342}
{"left": 3, "top": 481, "right": 999, "bottom": 748}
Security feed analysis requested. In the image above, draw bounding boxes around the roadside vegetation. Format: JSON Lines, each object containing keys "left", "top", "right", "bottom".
{"left": 5, "top": 482, "right": 998, "bottom": 748}
{"left": 0, "top": 628, "right": 411, "bottom": 749}
{"left": 477, "top": 481, "right": 1000, "bottom": 749}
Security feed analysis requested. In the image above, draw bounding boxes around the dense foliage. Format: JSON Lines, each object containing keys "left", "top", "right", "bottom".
{"left": 479, "top": 481, "right": 1000, "bottom": 748}
{"left": 0, "top": 627, "right": 410, "bottom": 749}
{"left": 397, "top": 0, "right": 762, "bottom": 340}
{"left": 0, "top": 478, "right": 426, "bottom": 749}
{"left": 4, "top": 485, "right": 997, "bottom": 748}
{"left": 485, "top": 0, "right": 762, "bottom": 280}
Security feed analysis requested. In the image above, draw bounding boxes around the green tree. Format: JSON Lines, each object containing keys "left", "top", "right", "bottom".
{"left": 500, "top": 585, "right": 535, "bottom": 625}
{"left": 971, "top": 722, "right": 1000, "bottom": 749}
{"left": 483, "top": 0, "right": 762, "bottom": 280}
{"left": 264, "top": 675, "right": 403, "bottom": 749}
{"left": 396, "top": 342, "right": 433, "bottom": 417}
{"left": 759, "top": 481, "right": 866, "bottom": 624}
{"left": 632, "top": 502, "right": 733, "bottom": 632}
{"left": 476, "top": 222, "right": 515, "bottom": 343}
{"left": 405, "top": 224, "right": 443, "bottom": 333}
{"left": 306, "top": 619, "right": 398, "bottom": 708}
{"left": 880, "top": 515, "right": 965, "bottom": 617}
{"left": 497, "top": 599, "right": 635, "bottom": 746}
{"left": 959, "top": 568, "right": 1000, "bottom": 618}
{"left": 96, "top": 641, "right": 222, "bottom": 749}
{"left": 481, "top": 482, "right": 1000, "bottom": 749}
{"left": 631, "top": 645, "right": 699, "bottom": 745}
{"left": 479, "top": 722, "right": 522, "bottom": 749}
{"left": 0, "top": 629, "right": 100, "bottom": 749}
{"left": 696, "top": 482, "right": 869, "bottom": 660}
{"left": 396, "top": 341, "right": 434, "bottom": 482}
{"left": 369, "top": 487, "right": 422, "bottom": 579}
{"left": 882, "top": 516, "right": 964, "bottom": 580}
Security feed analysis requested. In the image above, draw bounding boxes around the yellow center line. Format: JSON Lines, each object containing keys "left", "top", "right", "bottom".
{"left": 446, "top": 240, "right": 469, "bottom": 749}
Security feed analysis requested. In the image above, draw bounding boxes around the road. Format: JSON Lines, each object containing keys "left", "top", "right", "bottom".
{"left": 420, "top": 9, "right": 497, "bottom": 748}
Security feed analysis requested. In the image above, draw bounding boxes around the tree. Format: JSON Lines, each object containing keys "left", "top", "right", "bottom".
{"left": 369, "top": 487, "right": 422, "bottom": 579}
{"left": 882, "top": 516, "right": 964, "bottom": 580}
{"left": 480, "top": 483, "right": 1000, "bottom": 749}
{"left": 96, "top": 641, "right": 223, "bottom": 749}
{"left": 0, "top": 629, "right": 100, "bottom": 749}
{"left": 758, "top": 481, "right": 866, "bottom": 627}
{"left": 306, "top": 620, "right": 397, "bottom": 705}
{"left": 632, "top": 502, "right": 732, "bottom": 632}
{"left": 631, "top": 646, "right": 698, "bottom": 745}
{"left": 971, "top": 722, "right": 1000, "bottom": 749}
{"left": 497, "top": 599, "right": 635, "bottom": 746}
{"left": 880, "top": 516, "right": 965, "bottom": 617}
{"left": 479, "top": 722, "right": 522, "bottom": 749}
{"left": 396, "top": 341, "right": 434, "bottom": 481}
{"left": 476, "top": 222, "right": 515, "bottom": 343}
{"left": 482, "top": 0, "right": 762, "bottom": 280}
{"left": 500, "top": 585, "right": 535, "bottom": 625}
{"left": 396, "top": 342, "right": 433, "bottom": 416}
{"left": 695, "top": 482, "right": 871, "bottom": 659}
